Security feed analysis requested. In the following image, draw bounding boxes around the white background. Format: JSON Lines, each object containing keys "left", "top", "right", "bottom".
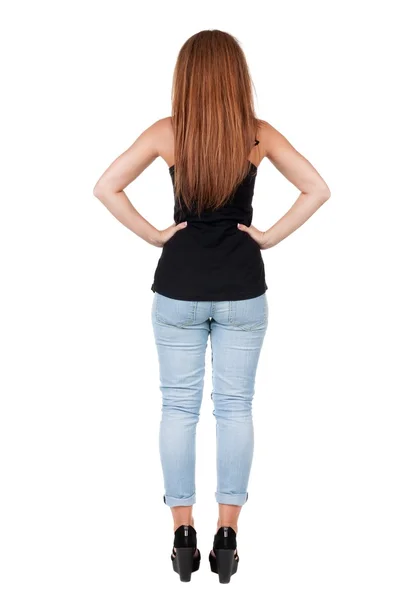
{"left": 1, "top": 1, "right": 419, "bottom": 598}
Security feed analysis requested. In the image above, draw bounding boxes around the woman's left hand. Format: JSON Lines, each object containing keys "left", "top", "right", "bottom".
{"left": 237, "top": 223, "right": 269, "bottom": 250}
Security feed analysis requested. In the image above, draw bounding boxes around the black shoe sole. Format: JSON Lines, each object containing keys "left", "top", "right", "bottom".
{"left": 209, "top": 548, "right": 238, "bottom": 583}
{"left": 172, "top": 547, "right": 200, "bottom": 582}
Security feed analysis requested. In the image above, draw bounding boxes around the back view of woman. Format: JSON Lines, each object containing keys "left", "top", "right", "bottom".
{"left": 94, "top": 29, "right": 330, "bottom": 583}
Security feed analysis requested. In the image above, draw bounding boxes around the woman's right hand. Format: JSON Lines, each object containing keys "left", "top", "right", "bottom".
{"left": 155, "top": 221, "right": 188, "bottom": 247}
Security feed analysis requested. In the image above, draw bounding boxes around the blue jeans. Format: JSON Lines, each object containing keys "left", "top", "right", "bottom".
{"left": 151, "top": 291, "right": 268, "bottom": 507}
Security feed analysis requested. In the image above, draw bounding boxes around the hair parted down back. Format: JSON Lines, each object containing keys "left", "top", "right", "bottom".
{"left": 171, "top": 29, "right": 261, "bottom": 215}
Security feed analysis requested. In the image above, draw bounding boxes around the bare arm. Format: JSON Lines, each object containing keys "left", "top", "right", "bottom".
{"left": 93, "top": 119, "right": 187, "bottom": 247}
{"left": 238, "top": 121, "right": 331, "bottom": 249}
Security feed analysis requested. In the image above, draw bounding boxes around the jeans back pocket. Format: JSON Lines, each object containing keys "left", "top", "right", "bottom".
{"left": 154, "top": 292, "right": 197, "bottom": 327}
{"left": 229, "top": 293, "right": 268, "bottom": 331}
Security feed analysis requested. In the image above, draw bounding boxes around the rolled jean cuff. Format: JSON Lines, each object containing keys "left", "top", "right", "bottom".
{"left": 163, "top": 492, "right": 196, "bottom": 507}
{"left": 215, "top": 491, "right": 249, "bottom": 506}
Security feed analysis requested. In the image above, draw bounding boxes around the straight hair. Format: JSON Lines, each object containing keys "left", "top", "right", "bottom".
{"left": 171, "top": 29, "right": 261, "bottom": 215}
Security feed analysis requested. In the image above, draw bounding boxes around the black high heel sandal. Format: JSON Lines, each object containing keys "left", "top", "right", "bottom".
{"left": 171, "top": 524, "right": 201, "bottom": 582}
{"left": 209, "top": 526, "right": 239, "bottom": 584}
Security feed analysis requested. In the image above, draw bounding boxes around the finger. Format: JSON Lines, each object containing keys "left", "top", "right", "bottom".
{"left": 176, "top": 221, "right": 188, "bottom": 229}
{"left": 237, "top": 223, "right": 249, "bottom": 231}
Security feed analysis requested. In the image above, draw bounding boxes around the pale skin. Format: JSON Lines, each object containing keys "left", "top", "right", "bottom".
{"left": 93, "top": 117, "right": 331, "bottom": 545}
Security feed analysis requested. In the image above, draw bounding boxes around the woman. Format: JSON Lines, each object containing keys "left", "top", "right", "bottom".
{"left": 93, "top": 29, "right": 330, "bottom": 584}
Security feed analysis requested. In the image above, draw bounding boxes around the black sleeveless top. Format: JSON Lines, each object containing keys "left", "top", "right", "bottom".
{"left": 151, "top": 140, "right": 268, "bottom": 301}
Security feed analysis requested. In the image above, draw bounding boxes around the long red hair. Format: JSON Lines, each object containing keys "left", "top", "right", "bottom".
{"left": 171, "top": 30, "right": 261, "bottom": 214}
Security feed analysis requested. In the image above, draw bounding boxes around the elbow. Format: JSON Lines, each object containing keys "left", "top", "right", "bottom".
{"left": 317, "top": 184, "right": 331, "bottom": 204}
{"left": 93, "top": 182, "right": 106, "bottom": 200}
{"left": 93, "top": 181, "right": 123, "bottom": 199}
{"left": 93, "top": 183, "right": 101, "bottom": 198}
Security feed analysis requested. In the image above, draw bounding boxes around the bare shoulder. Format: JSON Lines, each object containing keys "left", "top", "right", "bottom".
{"left": 256, "top": 119, "right": 296, "bottom": 157}
{"left": 147, "top": 116, "right": 173, "bottom": 143}
{"left": 255, "top": 118, "right": 330, "bottom": 196}
{"left": 92, "top": 116, "right": 175, "bottom": 194}
{"left": 149, "top": 116, "right": 174, "bottom": 166}
{"left": 125, "top": 116, "right": 173, "bottom": 152}
{"left": 153, "top": 115, "right": 173, "bottom": 134}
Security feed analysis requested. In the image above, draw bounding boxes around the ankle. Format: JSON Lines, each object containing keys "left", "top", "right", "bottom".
{"left": 174, "top": 518, "right": 195, "bottom": 531}
{"left": 216, "top": 520, "right": 238, "bottom": 533}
